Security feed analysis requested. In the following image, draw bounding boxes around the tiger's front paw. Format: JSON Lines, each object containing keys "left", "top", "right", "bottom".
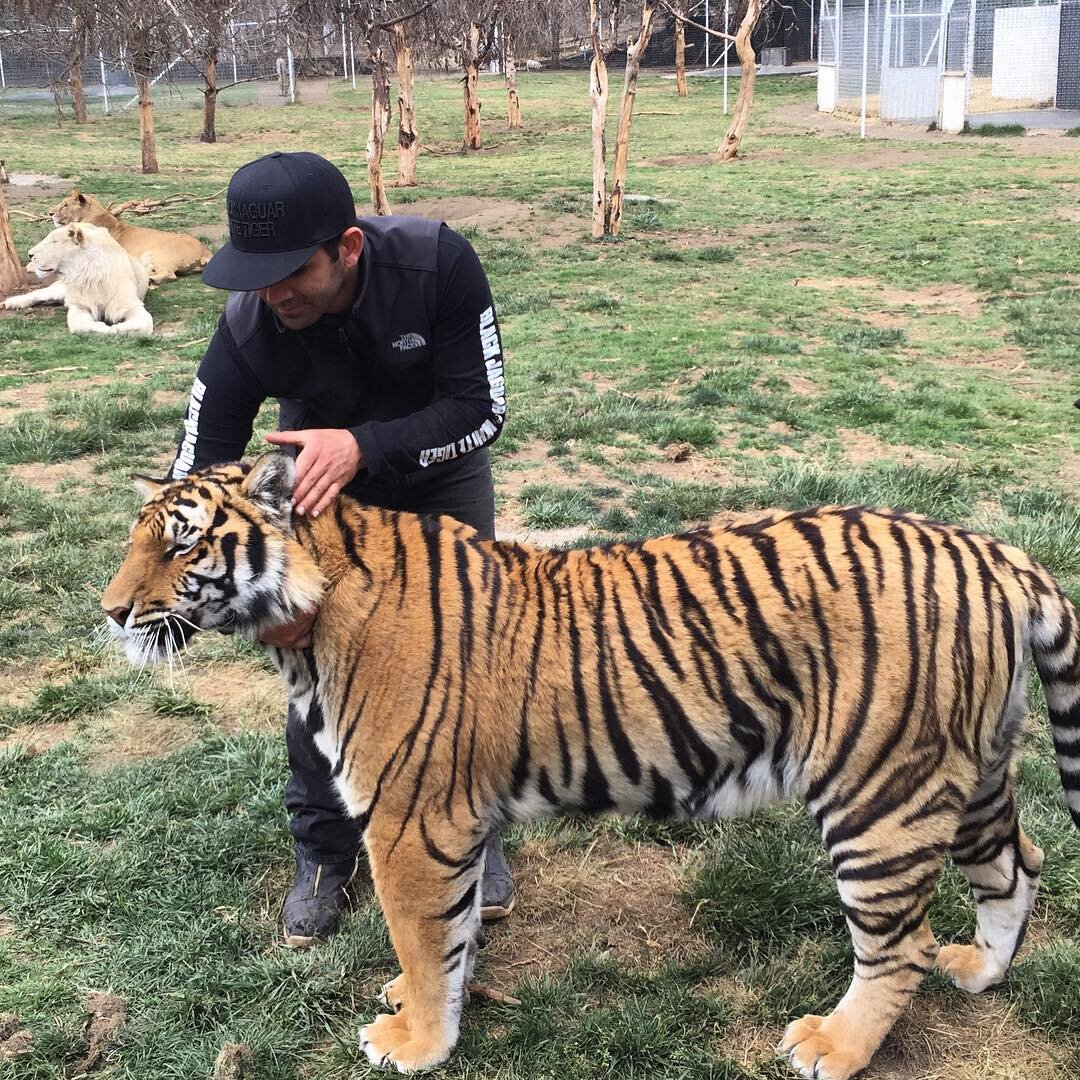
{"left": 937, "top": 942, "right": 1005, "bottom": 993}
{"left": 358, "top": 1012, "right": 452, "bottom": 1073}
{"left": 779, "top": 1014, "right": 869, "bottom": 1080}
{"left": 2, "top": 295, "right": 32, "bottom": 310}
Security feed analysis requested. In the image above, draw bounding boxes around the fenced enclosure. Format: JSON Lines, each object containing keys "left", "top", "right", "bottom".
{"left": 817, "top": 0, "right": 1080, "bottom": 128}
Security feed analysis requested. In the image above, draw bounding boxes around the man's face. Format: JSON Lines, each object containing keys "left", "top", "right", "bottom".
{"left": 259, "top": 245, "right": 348, "bottom": 330}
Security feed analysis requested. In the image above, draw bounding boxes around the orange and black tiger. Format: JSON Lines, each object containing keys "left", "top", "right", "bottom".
{"left": 102, "top": 454, "right": 1080, "bottom": 1078}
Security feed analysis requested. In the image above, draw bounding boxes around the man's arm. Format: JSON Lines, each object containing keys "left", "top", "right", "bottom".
{"left": 168, "top": 313, "right": 267, "bottom": 479}
{"left": 349, "top": 227, "right": 507, "bottom": 479}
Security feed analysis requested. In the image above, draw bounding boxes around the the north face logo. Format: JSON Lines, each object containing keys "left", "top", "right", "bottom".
{"left": 391, "top": 332, "right": 427, "bottom": 351}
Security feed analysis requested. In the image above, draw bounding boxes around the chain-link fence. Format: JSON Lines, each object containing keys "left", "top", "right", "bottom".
{"left": 0, "top": 18, "right": 343, "bottom": 122}
{"left": 817, "top": 0, "right": 1078, "bottom": 128}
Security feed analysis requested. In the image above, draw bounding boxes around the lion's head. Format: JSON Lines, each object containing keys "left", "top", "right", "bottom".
{"left": 51, "top": 190, "right": 110, "bottom": 227}
{"left": 26, "top": 223, "right": 110, "bottom": 279}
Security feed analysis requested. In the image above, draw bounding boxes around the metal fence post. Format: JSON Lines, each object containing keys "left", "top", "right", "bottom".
{"left": 706, "top": 0, "right": 711, "bottom": 67}
{"left": 860, "top": 0, "right": 871, "bottom": 136}
{"left": 724, "top": 0, "right": 730, "bottom": 113}
{"left": 99, "top": 49, "right": 110, "bottom": 114}
{"left": 341, "top": 12, "right": 348, "bottom": 78}
{"left": 287, "top": 37, "right": 295, "bottom": 103}
{"left": 0, "top": 41, "right": 5, "bottom": 89}
{"left": 229, "top": 20, "right": 238, "bottom": 84}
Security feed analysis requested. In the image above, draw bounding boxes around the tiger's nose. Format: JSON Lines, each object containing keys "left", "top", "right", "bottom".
{"left": 106, "top": 606, "right": 132, "bottom": 627}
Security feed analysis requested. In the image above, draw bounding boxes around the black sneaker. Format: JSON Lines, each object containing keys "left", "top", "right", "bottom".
{"left": 479, "top": 831, "right": 516, "bottom": 923}
{"left": 282, "top": 848, "right": 357, "bottom": 947}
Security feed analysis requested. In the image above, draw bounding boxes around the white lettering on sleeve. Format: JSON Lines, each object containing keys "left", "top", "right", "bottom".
{"left": 172, "top": 376, "right": 207, "bottom": 478}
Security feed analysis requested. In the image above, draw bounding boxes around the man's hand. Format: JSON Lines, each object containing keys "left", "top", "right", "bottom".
{"left": 264, "top": 428, "right": 362, "bottom": 517}
{"left": 260, "top": 608, "right": 318, "bottom": 650}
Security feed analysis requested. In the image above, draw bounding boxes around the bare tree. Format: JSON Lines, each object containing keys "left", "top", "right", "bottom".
{"left": 367, "top": 38, "right": 393, "bottom": 213}
{"left": 588, "top": 0, "right": 618, "bottom": 237}
{"left": 98, "top": 1, "right": 179, "bottom": 173}
{"left": 606, "top": 0, "right": 657, "bottom": 233}
{"left": 673, "top": 0, "right": 687, "bottom": 97}
{"left": 8, "top": 1, "right": 93, "bottom": 123}
{"left": 503, "top": 25, "right": 521, "bottom": 128}
{"left": 432, "top": 0, "right": 500, "bottom": 149}
{"left": 164, "top": 0, "right": 238, "bottom": 144}
{"left": 661, "top": 0, "right": 766, "bottom": 161}
{"left": 389, "top": 20, "right": 419, "bottom": 184}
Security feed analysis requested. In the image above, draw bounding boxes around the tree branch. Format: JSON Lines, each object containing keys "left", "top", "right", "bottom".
{"left": 657, "top": 0, "right": 736, "bottom": 42}
{"left": 375, "top": 2, "right": 432, "bottom": 30}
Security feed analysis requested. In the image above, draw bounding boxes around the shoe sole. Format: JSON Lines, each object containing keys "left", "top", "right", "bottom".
{"left": 480, "top": 894, "right": 516, "bottom": 923}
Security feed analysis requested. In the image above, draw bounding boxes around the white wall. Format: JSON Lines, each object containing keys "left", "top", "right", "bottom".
{"left": 992, "top": 4, "right": 1061, "bottom": 101}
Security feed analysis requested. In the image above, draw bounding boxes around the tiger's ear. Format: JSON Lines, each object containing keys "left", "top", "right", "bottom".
{"left": 243, "top": 453, "right": 295, "bottom": 525}
{"left": 131, "top": 474, "right": 166, "bottom": 500}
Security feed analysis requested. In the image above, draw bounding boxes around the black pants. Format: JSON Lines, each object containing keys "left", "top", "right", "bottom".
{"left": 284, "top": 450, "right": 496, "bottom": 860}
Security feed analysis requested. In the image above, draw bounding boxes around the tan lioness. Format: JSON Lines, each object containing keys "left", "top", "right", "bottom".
{"left": 52, "top": 190, "right": 212, "bottom": 283}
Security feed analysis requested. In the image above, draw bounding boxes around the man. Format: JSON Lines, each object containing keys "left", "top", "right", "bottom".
{"left": 169, "top": 151, "right": 514, "bottom": 945}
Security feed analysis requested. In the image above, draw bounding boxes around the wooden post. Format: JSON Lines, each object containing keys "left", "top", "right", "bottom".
{"left": 463, "top": 21, "right": 483, "bottom": 150}
{"left": 718, "top": 0, "right": 761, "bottom": 161}
{"left": 367, "top": 46, "right": 392, "bottom": 215}
{"left": 0, "top": 182, "right": 25, "bottom": 298}
{"left": 674, "top": 0, "right": 688, "bottom": 97}
{"left": 391, "top": 22, "right": 418, "bottom": 186}
{"left": 201, "top": 48, "right": 219, "bottom": 143}
{"left": 608, "top": 0, "right": 657, "bottom": 236}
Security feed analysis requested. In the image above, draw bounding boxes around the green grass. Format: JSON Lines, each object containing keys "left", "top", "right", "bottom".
{"left": 1, "top": 69, "right": 1079, "bottom": 1080}
{"left": 962, "top": 121, "right": 1026, "bottom": 137}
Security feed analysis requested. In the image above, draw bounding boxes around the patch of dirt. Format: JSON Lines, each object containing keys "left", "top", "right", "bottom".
{"left": 721, "top": 991, "right": 1065, "bottom": 1079}
{"left": 794, "top": 276, "right": 981, "bottom": 318}
{"left": 394, "top": 196, "right": 584, "bottom": 248}
{"left": 0, "top": 720, "right": 71, "bottom": 756}
{"left": 1059, "top": 450, "right": 1080, "bottom": 489}
{"left": 839, "top": 429, "right": 952, "bottom": 468}
{"left": 82, "top": 700, "right": 202, "bottom": 772}
{"left": 2, "top": 173, "right": 69, "bottom": 206}
{"left": 72, "top": 992, "right": 126, "bottom": 1075}
{"left": 785, "top": 373, "right": 819, "bottom": 396}
{"left": 183, "top": 663, "right": 284, "bottom": 735}
{"left": 481, "top": 835, "right": 708, "bottom": 987}
{"left": 214, "top": 1042, "right": 255, "bottom": 1080}
{"left": 0, "top": 657, "right": 78, "bottom": 708}
{"left": 7, "top": 456, "right": 98, "bottom": 495}
{"left": 649, "top": 153, "right": 723, "bottom": 167}
{"left": 1054, "top": 207, "right": 1080, "bottom": 223}
{"left": 0, "top": 371, "right": 120, "bottom": 412}
{"left": 930, "top": 345, "right": 1028, "bottom": 372}
{"left": 627, "top": 448, "right": 741, "bottom": 487}
{"left": 0, "top": 1013, "right": 32, "bottom": 1059}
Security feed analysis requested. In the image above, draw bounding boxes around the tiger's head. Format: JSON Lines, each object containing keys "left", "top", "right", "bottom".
{"left": 102, "top": 454, "right": 325, "bottom": 665}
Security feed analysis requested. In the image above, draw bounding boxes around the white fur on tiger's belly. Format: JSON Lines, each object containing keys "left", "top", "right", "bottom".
{"left": 696, "top": 757, "right": 802, "bottom": 820}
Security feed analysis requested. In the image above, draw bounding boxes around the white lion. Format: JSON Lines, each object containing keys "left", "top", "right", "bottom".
{"left": 3, "top": 222, "right": 154, "bottom": 336}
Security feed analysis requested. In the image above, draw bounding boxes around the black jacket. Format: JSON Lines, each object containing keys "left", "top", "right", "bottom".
{"left": 169, "top": 216, "right": 506, "bottom": 499}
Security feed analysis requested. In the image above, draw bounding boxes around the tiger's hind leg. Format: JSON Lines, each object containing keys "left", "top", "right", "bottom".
{"left": 780, "top": 804, "right": 957, "bottom": 1080}
{"left": 939, "top": 777, "right": 1043, "bottom": 994}
{"left": 359, "top": 819, "right": 485, "bottom": 1073}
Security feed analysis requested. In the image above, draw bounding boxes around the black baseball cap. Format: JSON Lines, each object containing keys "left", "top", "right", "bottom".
{"left": 202, "top": 151, "right": 358, "bottom": 291}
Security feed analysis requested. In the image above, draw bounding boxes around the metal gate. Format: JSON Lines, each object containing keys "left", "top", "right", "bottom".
{"left": 880, "top": 0, "right": 952, "bottom": 121}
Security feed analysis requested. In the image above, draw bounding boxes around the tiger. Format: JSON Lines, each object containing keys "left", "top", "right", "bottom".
{"left": 102, "top": 453, "right": 1080, "bottom": 1079}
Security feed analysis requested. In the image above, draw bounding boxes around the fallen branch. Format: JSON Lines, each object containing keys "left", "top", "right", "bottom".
{"left": 107, "top": 187, "right": 227, "bottom": 218}
{"left": 466, "top": 983, "right": 521, "bottom": 1006}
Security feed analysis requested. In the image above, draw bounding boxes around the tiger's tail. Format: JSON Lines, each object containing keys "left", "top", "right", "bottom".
{"left": 1031, "top": 582, "right": 1080, "bottom": 829}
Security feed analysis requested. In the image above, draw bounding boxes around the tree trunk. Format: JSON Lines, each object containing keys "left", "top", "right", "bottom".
{"left": 201, "top": 49, "right": 219, "bottom": 143}
{"left": 505, "top": 33, "right": 521, "bottom": 128}
{"left": 391, "top": 22, "right": 418, "bottom": 186}
{"left": 718, "top": 0, "right": 761, "bottom": 161}
{"left": 589, "top": 50, "right": 610, "bottom": 238}
{"left": 68, "top": 12, "right": 88, "bottom": 123}
{"left": 674, "top": 0, "right": 688, "bottom": 97}
{"left": 463, "top": 22, "right": 483, "bottom": 150}
{"left": 0, "top": 182, "right": 25, "bottom": 298}
{"left": 136, "top": 70, "right": 159, "bottom": 174}
{"left": 608, "top": 0, "right": 658, "bottom": 236}
{"left": 367, "top": 46, "right": 392, "bottom": 215}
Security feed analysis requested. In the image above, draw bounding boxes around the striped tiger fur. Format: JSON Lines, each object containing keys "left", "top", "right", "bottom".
{"left": 102, "top": 454, "right": 1080, "bottom": 1079}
